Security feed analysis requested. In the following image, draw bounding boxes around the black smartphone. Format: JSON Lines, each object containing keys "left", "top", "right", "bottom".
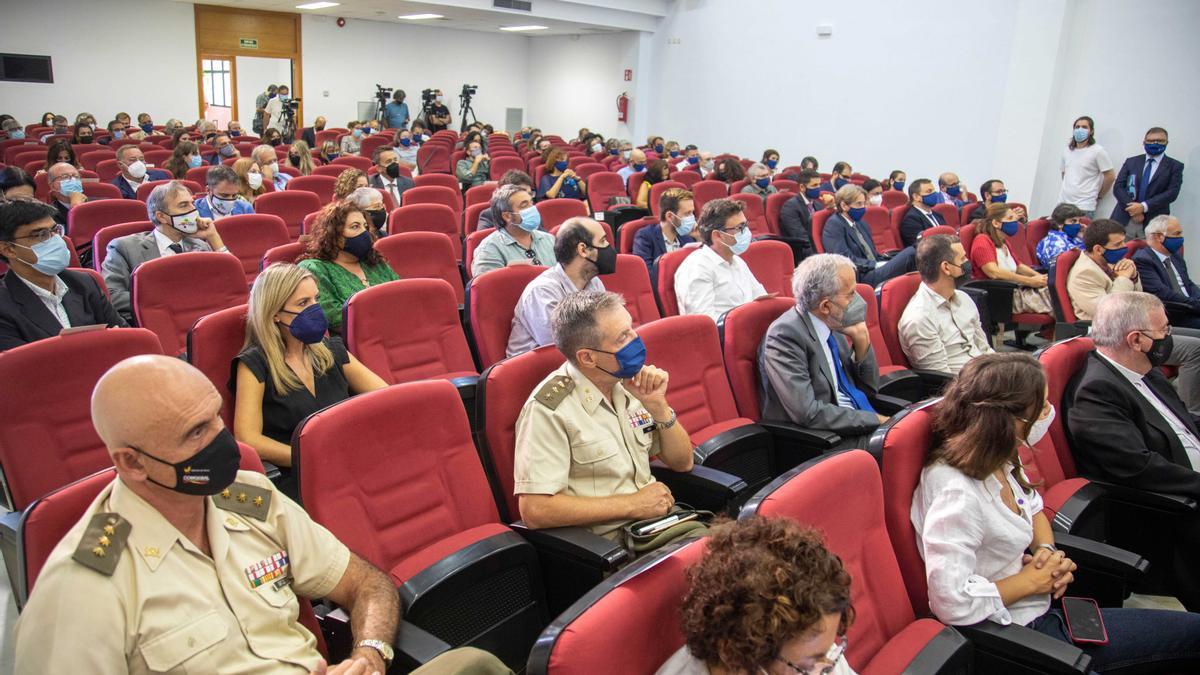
{"left": 1062, "top": 597, "right": 1108, "bottom": 645}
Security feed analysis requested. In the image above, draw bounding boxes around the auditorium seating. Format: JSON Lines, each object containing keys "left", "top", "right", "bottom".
{"left": 875, "top": 272, "right": 956, "bottom": 394}
{"left": 387, "top": 204, "right": 462, "bottom": 260}
{"left": 132, "top": 252, "right": 249, "bottom": 356}
{"left": 464, "top": 201, "right": 490, "bottom": 235}
{"left": 597, "top": 254, "right": 660, "bottom": 325}
{"left": 534, "top": 198, "right": 589, "bottom": 231}
{"left": 261, "top": 241, "right": 306, "bottom": 268}
{"left": 465, "top": 182, "right": 497, "bottom": 207}
{"left": 585, "top": 172, "right": 625, "bottom": 214}
{"left": 135, "top": 179, "right": 202, "bottom": 202}
{"left": 647, "top": 180, "right": 686, "bottom": 218}
{"left": 465, "top": 264, "right": 546, "bottom": 368}
{"left": 186, "top": 303, "right": 247, "bottom": 429}
{"left": 811, "top": 208, "right": 834, "bottom": 253}
{"left": 740, "top": 450, "right": 973, "bottom": 674}
{"left": 285, "top": 175, "right": 338, "bottom": 204}
{"left": 67, "top": 199, "right": 148, "bottom": 260}
{"left": 401, "top": 185, "right": 462, "bottom": 224}
{"left": 374, "top": 231, "right": 464, "bottom": 304}
{"left": 253, "top": 190, "right": 323, "bottom": 241}
{"left": 1048, "top": 248, "right": 1091, "bottom": 338}
{"left": 739, "top": 239, "right": 794, "bottom": 298}
{"left": 213, "top": 214, "right": 290, "bottom": 283}
{"left": 91, "top": 220, "right": 154, "bottom": 271}
{"left": 728, "top": 193, "right": 766, "bottom": 235}
{"left": 652, "top": 245, "right": 698, "bottom": 316}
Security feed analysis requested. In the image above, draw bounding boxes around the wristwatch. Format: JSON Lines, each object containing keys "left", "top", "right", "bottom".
{"left": 355, "top": 639, "right": 394, "bottom": 666}
{"left": 1036, "top": 543, "right": 1058, "bottom": 554}
{"left": 654, "top": 408, "right": 678, "bottom": 430}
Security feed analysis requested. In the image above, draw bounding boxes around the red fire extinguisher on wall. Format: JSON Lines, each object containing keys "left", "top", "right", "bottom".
{"left": 616, "top": 92, "right": 629, "bottom": 123}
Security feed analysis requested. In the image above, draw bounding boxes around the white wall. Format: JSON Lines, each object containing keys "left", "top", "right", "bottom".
{"left": 526, "top": 32, "right": 641, "bottom": 141}
{"left": 234, "top": 56, "right": 293, "bottom": 131}
{"left": 300, "top": 15, "right": 531, "bottom": 132}
{"left": 0, "top": 0, "right": 198, "bottom": 125}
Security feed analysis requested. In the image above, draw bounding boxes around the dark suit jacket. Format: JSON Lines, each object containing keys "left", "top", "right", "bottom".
{"left": 759, "top": 307, "right": 881, "bottom": 444}
{"left": 818, "top": 181, "right": 836, "bottom": 194}
{"left": 822, "top": 212, "right": 882, "bottom": 278}
{"left": 778, "top": 194, "right": 816, "bottom": 256}
{"left": 1067, "top": 351, "right": 1200, "bottom": 499}
{"left": 300, "top": 126, "right": 319, "bottom": 149}
{"left": 1133, "top": 247, "right": 1200, "bottom": 310}
{"left": 900, "top": 205, "right": 945, "bottom": 248}
{"left": 0, "top": 269, "right": 126, "bottom": 351}
{"left": 632, "top": 224, "right": 697, "bottom": 272}
{"left": 368, "top": 173, "right": 415, "bottom": 204}
{"left": 111, "top": 171, "right": 171, "bottom": 200}
{"left": 1110, "top": 154, "right": 1184, "bottom": 225}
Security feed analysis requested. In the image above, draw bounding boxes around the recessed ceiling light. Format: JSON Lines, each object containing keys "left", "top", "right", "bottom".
{"left": 398, "top": 13, "right": 444, "bottom": 20}
{"left": 500, "top": 25, "right": 548, "bottom": 31}
{"left": 296, "top": 1, "right": 339, "bottom": 9}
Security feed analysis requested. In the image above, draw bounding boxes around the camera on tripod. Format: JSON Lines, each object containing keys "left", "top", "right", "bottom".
{"left": 282, "top": 97, "right": 301, "bottom": 117}
{"left": 374, "top": 84, "right": 393, "bottom": 104}
{"left": 461, "top": 84, "right": 478, "bottom": 97}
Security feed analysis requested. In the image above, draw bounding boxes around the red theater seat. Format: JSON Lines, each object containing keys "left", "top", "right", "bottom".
{"left": 132, "top": 252, "right": 249, "bottom": 356}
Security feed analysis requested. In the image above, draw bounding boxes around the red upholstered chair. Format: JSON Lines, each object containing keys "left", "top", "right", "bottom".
{"left": 0, "top": 328, "right": 162, "bottom": 511}
{"left": 739, "top": 450, "right": 972, "bottom": 674}
{"left": 864, "top": 205, "right": 902, "bottom": 252}
{"left": 186, "top": 304, "right": 247, "bottom": 428}
{"left": 92, "top": 220, "right": 153, "bottom": 271}
{"left": 414, "top": 173, "right": 461, "bottom": 193}
{"left": 811, "top": 208, "right": 834, "bottom": 253}
{"left": 933, "top": 203, "right": 960, "bottom": 227}
{"left": 261, "top": 241, "right": 307, "bottom": 268}
{"left": 142, "top": 149, "right": 172, "bottom": 168}
{"left": 67, "top": 199, "right": 148, "bottom": 260}
{"left": 729, "top": 179, "right": 750, "bottom": 194}
{"left": 374, "top": 231, "right": 465, "bottom": 304}
{"left": 617, "top": 216, "right": 655, "bottom": 255}
{"left": 465, "top": 182, "right": 497, "bottom": 207}
{"left": 764, "top": 191, "right": 792, "bottom": 237}
{"left": 132, "top": 252, "right": 249, "bottom": 357}
{"left": 772, "top": 179, "right": 798, "bottom": 193}
{"left": 213, "top": 214, "right": 290, "bottom": 284}
{"left": 653, "top": 245, "right": 698, "bottom": 317}
{"left": 387, "top": 204, "right": 462, "bottom": 260}
{"left": 185, "top": 165, "right": 211, "bottom": 185}
{"left": 1048, "top": 248, "right": 1090, "bottom": 338}
{"left": 668, "top": 170, "right": 701, "bottom": 188}
{"left": 598, "top": 254, "right": 660, "bottom": 326}
{"left": 135, "top": 179, "right": 202, "bottom": 202}
{"left": 729, "top": 193, "right": 767, "bottom": 235}
{"left": 330, "top": 155, "right": 372, "bottom": 171}
{"left": 877, "top": 272, "right": 926, "bottom": 368}
{"left": 465, "top": 264, "right": 546, "bottom": 368}
{"left": 401, "top": 185, "right": 462, "bottom": 225}
{"left": 253, "top": 190, "right": 322, "bottom": 242}
{"left": 585, "top": 172, "right": 625, "bottom": 214}
{"left": 464, "top": 228, "right": 492, "bottom": 276}
{"left": 648, "top": 180, "right": 686, "bottom": 218}
{"left": 293, "top": 380, "right": 554, "bottom": 669}
{"left": 95, "top": 159, "right": 124, "bottom": 183}
{"left": 549, "top": 221, "right": 614, "bottom": 247}
{"left": 285, "top": 175, "right": 337, "bottom": 204}
{"left": 740, "top": 239, "right": 794, "bottom": 298}
{"left": 625, "top": 172, "right": 647, "bottom": 202}
{"left": 535, "top": 198, "right": 589, "bottom": 232}
{"left": 79, "top": 150, "right": 114, "bottom": 172}
{"left": 464, "top": 202, "right": 490, "bottom": 235}
{"left": 881, "top": 190, "right": 908, "bottom": 210}
{"left": 1027, "top": 218, "right": 1054, "bottom": 259}
{"left": 488, "top": 155, "right": 525, "bottom": 181}
{"left": 357, "top": 134, "right": 392, "bottom": 160}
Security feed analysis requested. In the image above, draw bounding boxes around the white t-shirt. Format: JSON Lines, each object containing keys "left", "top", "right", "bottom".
{"left": 1058, "top": 143, "right": 1113, "bottom": 211}
{"left": 265, "top": 97, "right": 285, "bottom": 132}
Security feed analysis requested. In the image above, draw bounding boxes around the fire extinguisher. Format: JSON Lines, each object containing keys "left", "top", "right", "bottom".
{"left": 616, "top": 92, "right": 629, "bottom": 123}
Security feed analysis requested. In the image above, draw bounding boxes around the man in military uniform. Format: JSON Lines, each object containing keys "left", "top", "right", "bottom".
{"left": 514, "top": 290, "right": 694, "bottom": 537}
{"left": 13, "top": 355, "right": 401, "bottom": 674}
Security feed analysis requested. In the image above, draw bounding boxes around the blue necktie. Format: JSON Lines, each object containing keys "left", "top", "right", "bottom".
{"left": 826, "top": 333, "right": 875, "bottom": 412}
{"left": 1140, "top": 158, "right": 1154, "bottom": 201}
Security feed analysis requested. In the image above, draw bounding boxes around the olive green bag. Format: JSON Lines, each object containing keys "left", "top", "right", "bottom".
{"left": 621, "top": 504, "right": 712, "bottom": 554}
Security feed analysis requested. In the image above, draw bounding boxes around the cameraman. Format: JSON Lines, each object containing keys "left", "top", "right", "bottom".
{"left": 426, "top": 90, "right": 452, "bottom": 132}
{"left": 262, "top": 84, "right": 290, "bottom": 135}
{"left": 383, "top": 89, "right": 409, "bottom": 129}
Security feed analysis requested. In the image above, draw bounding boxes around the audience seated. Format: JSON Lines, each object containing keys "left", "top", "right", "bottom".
{"left": 286, "top": 140, "right": 315, "bottom": 176}
{"left": 914, "top": 352, "right": 1200, "bottom": 665}
{"left": 210, "top": 132, "right": 239, "bottom": 165}
{"left": 739, "top": 162, "right": 777, "bottom": 202}
{"left": 298, "top": 114, "right": 325, "bottom": 149}
{"left": 822, "top": 184, "right": 916, "bottom": 286}
{"left": 472, "top": 184, "right": 554, "bottom": 277}
{"left": 674, "top": 198, "right": 768, "bottom": 321}
{"left": 1066, "top": 218, "right": 1140, "bottom": 320}
{"left": 514, "top": 290, "right": 693, "bottom": 536}
{"left": 367, "top": 145, "right": 414, "bottom": 205}
{"left": 661, "top": 516, "right": 855, "bottom": 675}
{"left": 760, "top": 148, "right": 781, "bottom": 176}
{"left": 711, "top": 158, "right": 744, "bottom": 183}
{"left": 819, "top": 161, "right": 852, "bottom": 194}
{"left": 111, "top": 145, "right": 171, "bottom": 200}
{"left": 633, "top": 187, "right": 697, "bottom": 274}
{"left": 1135, "top": 215, "right": 1200, "bottom": 329}
{"left": 538, "top": 147, "right": 587, "bottom": 202}
{"left": 885, "top": 169, "right": 907, "bottom": 192}
{"left": 674, "top": 145, "right": 703, "bottom": 174}
{"left": 101, "top": 181, "right": 229, "bottom": 324}
{"left": 46, "top": 162, "right": 88, "bottom": 228}
{"left": 164, "top": 140, "right": 201, "bottom": 180}
{"left": 340, "top": 121, "right": 363, "bottom": 156}
{"left": 231, "top": 157, "right": 266, "bottom": 204}
{"left": 343, "top": 186, "right": 387, "bottom": 236}
{"left": 251, "top": 145, "right": 291, "bottom": 192}
{"left": 232, "top": 263, "right": 386, "bottom": 497}
{"left": 507, "top": 217, "right": 609, "bottom": 357}
{"left": 194, "top": 165, "right": 256, "bottom": 220}
{"left": 777, "top": 169, "right": 823, "bottom": 259}
{"left": 0, "top": 167, "right": 37, "bottom": 200}
{"left": 899, "top": 234, "right": 992, "bottom": 374}
{"left": 297, "top": 199, "right": 399, "bottom": 334}
{"left": 42, "top": 140, "right": 78, "bottom": 175}
{"left": 476, "top": 170, "right": 533, "bottom": 231}
{"left": 618, "top": 147, "right": 646, "bottom": 187}
{"left": 635, "top": 159, "right": 670, "bottom": 209}
{"left": 1069, "top": 292, "right": 1200, "bottom": 606}
{"left": 759, "top": 253, "right": 886, "bottom": 450}
{"left": 969, "top": 203, "right": 1053, "bottom": 314}
{"left": 899, "top": 178, "right": 947, "bottom": 248}
{"left": 333, "top": 168, "right": 368, "bottom": 200}
{"left": 393, "top": 129, "right": 418, "bottom": 171}
{"left": 456, "top": 138, "right": 490, "bottom": 188}
{"left": 936, "top": 171, "right": 965, "bottom": 208}
{"left": 1035, "top": 202, "right": 1086, "bottom": 268}
{"left": 977, "top": 178, "right": 1027, "bottom": 222}
{"left": 862, "top": 178, "right": 883, "bottom": 205}
{"left": 0, "top": 199, "right": 125, "bottom": 350}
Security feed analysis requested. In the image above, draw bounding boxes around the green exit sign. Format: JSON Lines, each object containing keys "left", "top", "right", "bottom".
{"left": 239, "top": 38, "right": 259, "bottom": 49}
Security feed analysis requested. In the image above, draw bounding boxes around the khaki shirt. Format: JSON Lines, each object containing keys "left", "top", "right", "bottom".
{"left": 15, "top": 470, "right": 350, "bottom": 674}
{"left": 514, "top": 362, "right": 661, "bottom": 537}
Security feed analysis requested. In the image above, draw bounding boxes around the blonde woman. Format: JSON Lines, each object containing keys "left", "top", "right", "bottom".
{"left": 232, "top": 263, "right": 387, "bottom": 498}
{"left": 287, "top": 139, "right": 316, "bottom": 176}
{"left": 231, "top": 157, "right": 266, "bottom": 202}
{"left": 320, "top": 140, "right": 340, "bottom": 164}
{"left": 334, "top": 168, "right": 369, "bottom": 200}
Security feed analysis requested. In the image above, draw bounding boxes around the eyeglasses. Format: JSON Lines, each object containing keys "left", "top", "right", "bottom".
{"left": 991, "top": 189, "right": 1009, "bottom": 196}
{"left": 1134, "top": 326, "right": 1171, "bottom": 338}
{"left": 524, "top": 248, "right": 542, "bottom": 265}
{"left": 720, "top": 224, "right": 749, "bottom": 235}
{"left": 9, "top": 223, "right": 64, "bottom": 244}
{"left": 774, "top": 636, "right": 848, "bottom": 675}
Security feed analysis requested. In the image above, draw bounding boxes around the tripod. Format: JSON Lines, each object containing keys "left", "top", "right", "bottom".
{"left": 459, "top": 93, "right": 478, "bottom": 133}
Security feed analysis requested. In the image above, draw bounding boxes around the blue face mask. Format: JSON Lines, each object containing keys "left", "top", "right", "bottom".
{"left": 9, "top": 130, "right": 25, "bottom": 140}
{"left": 399, "top": 138, "right": 411, "bottom": 147}
{"left": 848, "top": 206, "right": 867, "bottom": 222}
{"left": 632, "top": 163, "right": 646, "bottom": 172}
{"left": 1073, "top": 127, "right": 1090, "bottom": 144}
{"left": 755, "top": 177, "right": 770, "bottom": 189}
{"left": 669, "top": 151, "right": 680, "bottom": 158}
{"left": 765, "top": 159, "right": 778, "bottom": 169}
{"left": 59, "top": 177, "right": 84, "bottom": 195}
{"left": 609, "top": 148, "right": 619, "bottom": 156}
{"left": 140, "top": 123, "right": 154, "bottom": 134}
{"left": 1102, "top": 247, "right": 1126, "bottom": 265}
{"left": 990, "top": 193, "right": 1008, "bottom": 204}
{"left": 352, "top": 128, "right": 363, "bottom": 138}
{"left": 674, "top": 214, "right": 696, "bottom": 236}
{"left": 188, "top": 155, "right": 203, "bottom": 168}
{"left": 1163, "top": 236, "right": 1184, "bottom": 255}
{"left": 515, "top": 204, "right": 541, "bottom": 232}
{"left": 230, "top": 130, "right": 241, "bottom": 137}
{"left": 14, "top": 234, "right": 71, "bottom": 276}
{"left": 521, "top": 132, "right": 530, "bottom": 139}
{"left": 921, "top": 192, "right": 942, "bottom": 207}
{"left": 654, "top": 144, "right": 664, "bottom": 153}
{"left": 805, "top": 186, "right": 822, "bottom": 199}
{"left": 112, "top": 130, "right": 124, "bottom": 139}
{"left": 282, "top": 304, "right": 327, "bottom": 344}
{"left": 1000, "top": 220, "right": 1020, "bottom": 237}
{"left": 725, "top": 226, "right": 752, "bottom": 255}
{"left": 279, "top": 94, "right": 289, "bottom": 102}
{"left": 592, "top": 336, "right": 647, "bottom": 379}
{"left": 946, "top": 185, "right": 962, "bottom": 197}
{"left": 1144, "top": 142, "right": 1166, "bottom": 156}
{"left": 1063, "top": 222, "right": 1082, "bottom": 239}
{"left": 892, "top": 181, "right": 905, "bottom": 192}
{"left": 554, "top": 160, "right": 568, "bottom": 172}
{"left": 687, "top": 156, "right": 699, "bottom": 165}
{"left": 834, "top": 177, "right": 849, "bottom": 189}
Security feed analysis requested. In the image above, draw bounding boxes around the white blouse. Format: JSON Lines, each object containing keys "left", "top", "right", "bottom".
{"left": 911, "top": 460, "right": 1049, "bottom": 627}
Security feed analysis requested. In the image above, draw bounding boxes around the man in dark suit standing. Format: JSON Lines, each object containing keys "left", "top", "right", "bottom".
{"left": 0, "top": 200, "right": 125, "bottom": 351}
{"left": 1068, "top": 291, "right": 1200, "bottom": 610}
{"left": 1110, "top": 127, "right": 1184, "bottom": 239}
{"left": 822, "top": 184, "right": 916, "bottom": 286}
{"left": 368, "top": 146, "right": 415, "bottom": 207}
{"left": 778, "top": 169, "right": 825, "bottom": 260}
{"left": 1134, "top": 215, "right": 1200, "bottom": 329}
{"left": 899, "top": 179, "right": 946, "bottom": 248}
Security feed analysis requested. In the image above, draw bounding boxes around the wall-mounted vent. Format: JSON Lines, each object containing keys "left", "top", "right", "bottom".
{"left": 494, "top": 0, "right": 533, "bottom": 11}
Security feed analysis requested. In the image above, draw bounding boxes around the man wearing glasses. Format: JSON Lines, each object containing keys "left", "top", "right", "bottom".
{"left": 674, "top": 198, "right": 772, "bottom": 321}
{"left": 0, "top": 199, "right": 125, "bottom": 350}
{"left": 472, "top": 184, "right": 555, "bottom": 278}
{"left": 46, "top": 162, "right": 89, "bottom": 229}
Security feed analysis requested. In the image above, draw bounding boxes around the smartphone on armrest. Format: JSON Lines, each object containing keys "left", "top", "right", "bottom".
{"left": 1062, "top": 596, "right": 1108, "bottom": 645}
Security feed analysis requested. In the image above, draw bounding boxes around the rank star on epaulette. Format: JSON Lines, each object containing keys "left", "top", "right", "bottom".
{"left": 214, "top": 481, "right": 272, "bottom": 520}
{"left": 73, "top": 513, "right": 131, "bottom": 576}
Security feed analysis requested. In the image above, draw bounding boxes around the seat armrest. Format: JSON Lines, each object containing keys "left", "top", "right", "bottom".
{"left": 1048, "top": 481, "right": 1108, "bottom": 535}
{"left": 1089, "top": 480, "right": 1198, "bottom": 513}
{"left": 957, "top": 621, "right": 1092, "bottom": 673}
{"left": 261, "top": 460, "right": 282, "bottom": 482}
{"left": 399, "top": 529, "right": 535, "bottom": 606}
{"left": 1054, "top": 532, "right": 1147, "bottom": 578}
{"left": 907, "top": 369, "right": 953, "bottom": 393}
{"left": 963, "top": 279, "right": 1016, "bottom": 325}
{"left": 509, "top": 522, "right": 629, "bottom": 571}
{"left": 652, "top": 463, "right": 749, "bottom": 513}
{"left": 899, "top": 625, "right": 974, "bottom": 675}
{"left": 870, "top": 393, "right": 912, "bottom": 416}
{"left": 395, "top": 619, "right": 454, "bottom": 670}
{"left": 449, "top": 374, "right": 480, "bottom": 390}
{"left": 2, "top": 510, "right": 22, "bottom": 608}
{"left": 758, "top": 421, "right": 841, "bottom": 448}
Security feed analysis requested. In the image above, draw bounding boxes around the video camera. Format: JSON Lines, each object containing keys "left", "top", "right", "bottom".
{"left": 282, "top": 97, "right": 301, "bottom": 117}
{"left": 374, "top": 84, "right": 393, "bottom": 104}
{"left": 461, "top": 84, "right": 478, "bottom": 97}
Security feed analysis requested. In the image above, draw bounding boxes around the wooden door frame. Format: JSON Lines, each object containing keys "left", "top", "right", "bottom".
{"left": 196, "top": 54, "right": 238, "bottom": 123}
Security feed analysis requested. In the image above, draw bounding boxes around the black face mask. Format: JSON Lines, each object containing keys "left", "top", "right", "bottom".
{"left": 367, "top": 209, "right": 387, "bottom": 230}
{"left": 1140, "top": 332, "right": 1173, "bottom": 368}
{"left": 133, "top": 428, "right": 240, "bottom": 496}
{"left": 953, "top": 261, "right": 972, "bottom": 287}
{"left": 591, "top": 243, "right": 618, "bottom": 275}
{"left": 385, "top": 162, "right": 401, "bottom": 179}
{"left": 288, "top": 154, "right": 301, "bottom": 166}
{"left": 269, "top": 138, "right": 282, "bottom": 147}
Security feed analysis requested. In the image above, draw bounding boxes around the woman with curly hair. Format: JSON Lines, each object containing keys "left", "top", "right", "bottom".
{"left": 333, "top": 168, "right": 369, "bottom": 200}
{"left": 298, "top": 198, "right": 399, "bottom": 333}
{"left": 662, "top": 516, "right": 856, "bottom": 674}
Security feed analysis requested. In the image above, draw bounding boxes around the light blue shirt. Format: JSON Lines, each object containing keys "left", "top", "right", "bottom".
{"left": 807, "top": 311, "right": 856, "bottom": 409}
{"left": 383, "top": 101, "right": 410, "bottom": 129}
{"left": 195, "top": 195, "right": 255, "bottom": 220}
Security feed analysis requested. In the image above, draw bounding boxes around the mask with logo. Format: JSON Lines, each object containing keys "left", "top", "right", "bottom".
{"left": 515, "top": 205, "right": 541, "bottom": 232}
{"left": 592, "top": 336, "right": 647, "bottom": 379}
{"left": 166, "top": 208, "right": 200, "bottom": 234}
{"left": 133, "top": 427, "right": 241, "bottom": 496}
{"left": 1144, "top": 142, "right": 1166, "bottom": 156}
{"left": 13, "top": 234, "right": 71, "bottom": 275}
{"left": 281, "top": 304, "right": 328, "bottom": 344}
{"left": 1073, "top": 127, "right": 1090, "bottom": 144}
{"left": 209, "top": 195, "right": 239, "bottom": 216}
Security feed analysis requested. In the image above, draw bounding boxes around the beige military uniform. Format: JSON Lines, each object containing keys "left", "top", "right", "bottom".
{"left": 514, "top": 361, "right": 662, "bottom": 537}
{"left": 14, "top": 470, "right": 350, "bottom": 674}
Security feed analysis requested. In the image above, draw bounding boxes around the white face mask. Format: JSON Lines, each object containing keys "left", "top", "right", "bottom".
{"left": 868, "top": 194, "right": 883, "bottom": 207}
{"left": 1025, "top": 404, "right": 1056, "bottom": 446}
{"left": 247, "top": 172, "right": 264, "bottom": 190}
{"left": 126, "top": 160, "right": 148, "bottom": 180}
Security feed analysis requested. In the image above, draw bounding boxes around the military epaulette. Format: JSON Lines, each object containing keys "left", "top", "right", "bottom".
{"left": 213, "top": 482, "right": 272, "bottom": 521}
{"left": 535, "top": 375, "right": 575, "bottom": 411}
{"left": 72, "top": 512, "right": 131, "bottom": 576}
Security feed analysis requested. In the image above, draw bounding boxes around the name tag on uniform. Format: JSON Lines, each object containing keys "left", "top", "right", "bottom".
{"left": 628, "top": 410, "right": 656, "bottom": 434}
{"left": 245, "top": 551, "right": 290, "bottom": 589}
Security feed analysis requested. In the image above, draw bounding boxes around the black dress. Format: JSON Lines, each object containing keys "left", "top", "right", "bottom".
{"left": 231, "top": 336, "right": 351, "bottom": 500}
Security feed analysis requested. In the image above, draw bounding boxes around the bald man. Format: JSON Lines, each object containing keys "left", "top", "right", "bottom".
{"left": 937, "top": 172, "right": 965, "bottom": 208}
{"left": 14, "top": 355, "right": 401, "bottom": 674}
